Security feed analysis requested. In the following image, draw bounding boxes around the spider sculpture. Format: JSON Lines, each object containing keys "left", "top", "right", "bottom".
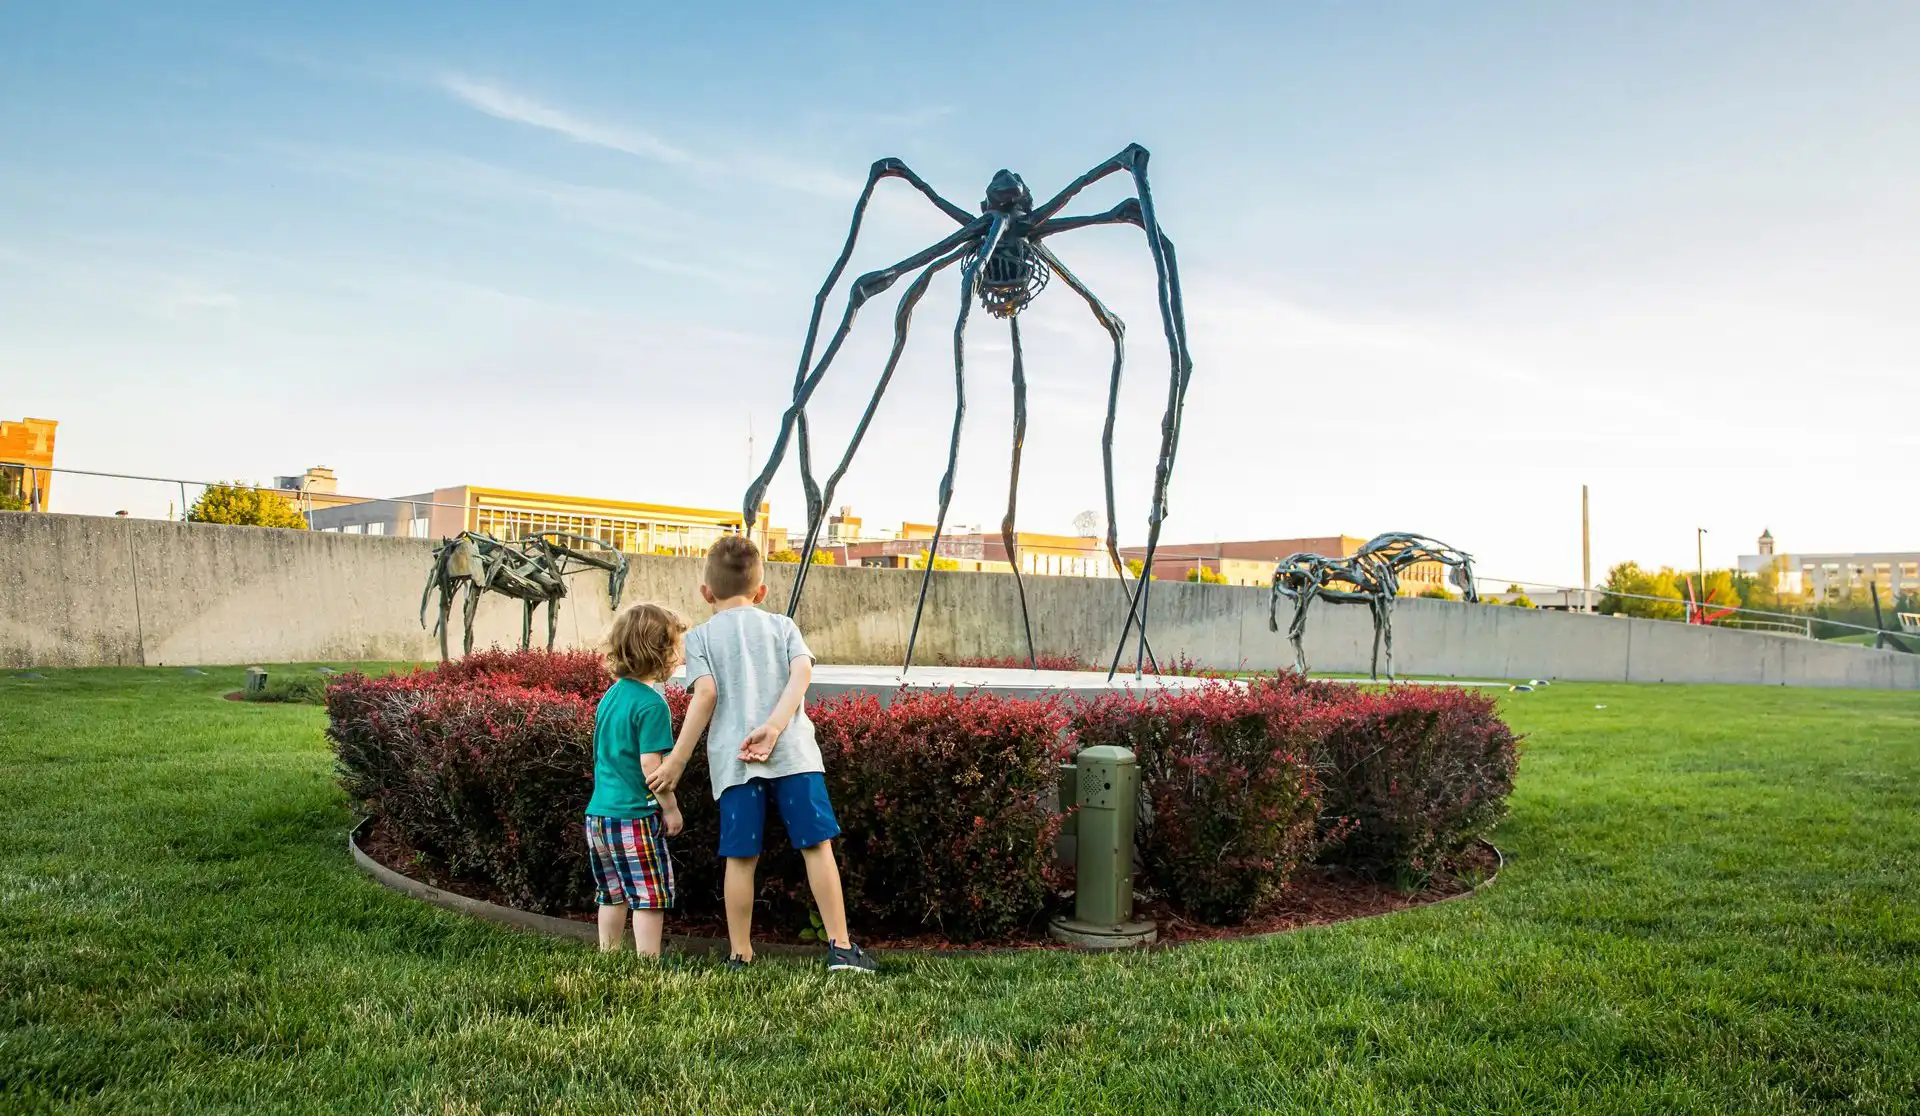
{"left": 1268, "top": 533, "right": 1478, "bottom": 681}
{"left": 743, "top": 144, "right": 1193, "bottom": 679}
{"left": 420, "top": 531, "right": 629, "bottom": 661}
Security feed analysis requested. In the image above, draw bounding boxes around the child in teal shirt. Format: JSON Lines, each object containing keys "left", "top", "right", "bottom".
{"left": 585, "top": 602, "right": 688, "bottom": 957}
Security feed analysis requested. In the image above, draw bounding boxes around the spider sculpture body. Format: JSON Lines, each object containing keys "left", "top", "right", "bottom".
{"left": 743, "top": 145, "right": 1193, "bottom": 678}
{"left": 420, "top": 531, "right": 629, "bottom": 661}
{"left": 1268, "top": 533, "right": 1478, "bottom": 681}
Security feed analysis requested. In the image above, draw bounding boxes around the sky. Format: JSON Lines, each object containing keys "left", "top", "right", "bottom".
{"left": 3, "top": 1, "right": 1915, "bottom": 588}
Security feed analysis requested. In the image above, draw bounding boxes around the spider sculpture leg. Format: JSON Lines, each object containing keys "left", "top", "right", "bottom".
{"left": 1028, "top": 146, "right": 1194, "bottom": 677}
{"left": 786, "top": 246, "right": 972, "bottom": 612}
{"left": 766, "top": 160, "right": 975, "bottom": 546}
{"left": 901, "top": 216, "right": 1012, "bottom": 674}
{"left": 744, "top": 211, "right": 989, "bottom": 540}
{"left": 521, "top": 599, "right": 535, "bottom": 652}
{"left": 1029, "top": 241, "right": 1158, "bottom": 672}
{"left": 547, "top": 594, "right": 561, "bottom": 652}
{"left": 1000, "top": 314, "right": 1037, "bottom": 670}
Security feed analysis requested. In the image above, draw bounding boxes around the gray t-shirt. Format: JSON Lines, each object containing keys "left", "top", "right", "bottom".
{"left": 682, "top": 606, "right": 822, "bottom": 801}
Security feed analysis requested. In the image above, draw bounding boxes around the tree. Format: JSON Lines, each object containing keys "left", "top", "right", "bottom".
{"left": 910, "top": 549, "right": 960, "bottom": 571}
{"left": 1186, "top": 565, "right": 1227, "bottom": 584}
{"left": 1697, "top": 569, "right": 1742, "bottom": 611}
{"left": 1419, "top": 587, "right": 1458, "bottom": 601}
{"left": 1597, "top": 561, "right": 1684, "bottom": 620}
{"left": 765, "top": 548, "right": 833, "bottom": 565}
{"left": 1124, "top": 558, "right": 1157, "bottom": 581}
{"left": 1496, "top": 584, "right": 1536, "bottom": 608}
{"left": 0, "top": 492, "right": 24, "bottom": 512}
{"left": 187, "top": 483, "right": 309, "bottom": 529}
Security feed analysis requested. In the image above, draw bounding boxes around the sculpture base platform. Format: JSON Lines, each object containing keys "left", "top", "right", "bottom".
{"left": 802, "top": 664, "right": 1226, "bottom": 707}
{"left": 1049, "top": 915, "right": 1159, "bottom": 951}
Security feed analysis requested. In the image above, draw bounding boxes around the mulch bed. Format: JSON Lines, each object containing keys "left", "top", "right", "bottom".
{"left": 358, "top": 817, "right": 1493, "bottom": 953}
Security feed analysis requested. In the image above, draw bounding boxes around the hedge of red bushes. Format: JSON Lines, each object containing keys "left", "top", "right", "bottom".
{"left": 1071, "top": 681, "right": 1324, "bottom": 923}
{"left": 327, "top": 649, "right": 1518, "bottom": 939}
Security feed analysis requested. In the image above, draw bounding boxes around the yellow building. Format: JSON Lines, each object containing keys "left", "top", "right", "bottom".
{"left": 309, "top": 480, "right": 766, "bottom": 555}
{"left": 0, "top": 416, "right": 57, "bottom": 511}
{"left": 834, "top": 519, "right": 1116, "bottom": 577}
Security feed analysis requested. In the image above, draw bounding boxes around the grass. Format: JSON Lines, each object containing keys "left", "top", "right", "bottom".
{"left": 3, "top": 667, "right": 1918, "bottom": 1115}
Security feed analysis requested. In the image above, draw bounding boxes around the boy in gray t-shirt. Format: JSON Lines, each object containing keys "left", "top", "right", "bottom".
{"left": 646, "top": 536, "right": 876, "bottom": 974}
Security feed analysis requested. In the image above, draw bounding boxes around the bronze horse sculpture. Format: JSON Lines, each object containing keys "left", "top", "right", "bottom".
{"left": 420, "top": 531, "right": 629, "bottom": 661}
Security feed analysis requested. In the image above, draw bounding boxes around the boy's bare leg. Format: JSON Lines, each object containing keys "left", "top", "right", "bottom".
{"left": 632, "top": 910, "right": 665, "bottom": 958}
{"left": 724, "top": 856, "right": 759, "bottom": 961}
{"left": 800, "top": 840, "right": 852, "bottom": 948}
{"left": 597, "top": 904, "right": 628, "bottom": 952}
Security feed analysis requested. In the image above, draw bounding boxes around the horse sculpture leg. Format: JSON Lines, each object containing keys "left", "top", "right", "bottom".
{"left": 461, "top": 583, "right": 482, "bottom": 657}
{"left": 436, "top": 582, "right": 456, "bottom": 663}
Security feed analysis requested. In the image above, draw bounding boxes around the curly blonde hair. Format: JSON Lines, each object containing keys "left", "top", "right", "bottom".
{"left": 604, "top": 602, "right": 689, "bottom": 682}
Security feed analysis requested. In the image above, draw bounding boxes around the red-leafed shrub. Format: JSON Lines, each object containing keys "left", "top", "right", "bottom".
{"left": 426, "top": 647, "right": 611, "bottom": 701}
{"left": 1073, "top": 682, "right": 1323, "bottom": 924}
{"left": 939, "top": 653, "right": 1097, "bottom": 672}
{"left": 816, "top": 690, "right": 1074, "bottom": 942}
{"left": 328, "top": 655, "right": 1073, "bottom": 938}
{"left": 1305, "top": 684, "right": 1519, "bottom": 881}
{"left": 327, "top": 671, "right": 597, "bottom": 913}
{"left": 327, "top": 649, "right": 1519, "bottom": 939}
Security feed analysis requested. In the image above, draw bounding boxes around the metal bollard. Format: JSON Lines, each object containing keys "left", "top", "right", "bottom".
{"left": 1048, "top": 744, "right": 1157, "bottom": 949}
{"left": 244, "top": 667, "right": 269, "bottom": 695}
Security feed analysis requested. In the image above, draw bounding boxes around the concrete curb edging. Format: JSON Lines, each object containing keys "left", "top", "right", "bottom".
{"left": 349, "top": 819, "right": 1503, "bottom": 957}
{"left": 348, "top": 818, "right": 821, "bottom": 959}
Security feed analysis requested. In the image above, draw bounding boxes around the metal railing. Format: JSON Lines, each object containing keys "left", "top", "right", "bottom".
{"left": 18, "top": 465, "right": 475, "bottom": 526}
{"left": 1482, "top": 575, "right": 1904, "bottom": 641}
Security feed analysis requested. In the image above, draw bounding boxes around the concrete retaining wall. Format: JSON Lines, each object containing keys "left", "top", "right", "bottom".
{"left": 3, "top": 512, "right": 1916, "bottom": 689}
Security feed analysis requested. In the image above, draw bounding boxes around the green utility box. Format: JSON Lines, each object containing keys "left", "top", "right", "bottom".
{"left": 1049, "top": 744, "right": 1156, "bottom": 949}
{"left": 244, "top": 667, "right": 269, "bottom": 695}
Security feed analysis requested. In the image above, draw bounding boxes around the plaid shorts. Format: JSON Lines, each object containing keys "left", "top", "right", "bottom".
{"left": 584, "top": 813, "right": 675, "bottom": 910}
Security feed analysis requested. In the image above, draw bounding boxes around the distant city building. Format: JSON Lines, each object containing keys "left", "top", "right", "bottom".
{"left": 308, "top": 480, "right": 767, "bottom": 555}
{"left": 1119, "top": 536, "right": 1455, "bottom": 592}
{"left": 1483, "top": 588, "right": 1584, "bottom": 611}
{"left": 264, "top": 467, "right": 368, "bottom": 519}
{"left": 0, "top": 416, "right": 57, "bottom": 511}
{"left": 1736, "top": 528, "right": 1919, "bottom": 603}
{"left": 828, "top": 509, "right": 1115, "bottom": 577}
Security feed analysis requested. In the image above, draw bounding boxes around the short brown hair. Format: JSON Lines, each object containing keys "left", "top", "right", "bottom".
{"left": 704, "top": 535, "right": 764, "bottom": 601}
{"left": 604, "top": 602, "right": 688, "bottom": 682}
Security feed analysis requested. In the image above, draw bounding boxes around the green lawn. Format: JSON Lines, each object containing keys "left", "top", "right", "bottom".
{"left": 3, "top": 667, "right": 1918, "bottom": 1115}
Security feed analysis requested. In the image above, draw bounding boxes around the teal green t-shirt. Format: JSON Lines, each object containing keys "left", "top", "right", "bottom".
{"left": 585, "top": 679, "right": 674, "bottom": 819}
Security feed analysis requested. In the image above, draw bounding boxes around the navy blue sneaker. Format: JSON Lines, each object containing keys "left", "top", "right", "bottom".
{"left": 825, "top": 941, "right": 878, "bottom": 974}
{"left": 725, "top": 954, "right": 752, "bottom": 971}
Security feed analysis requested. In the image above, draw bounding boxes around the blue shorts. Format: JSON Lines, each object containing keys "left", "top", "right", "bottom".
{"left": 718, "top": 772, "right": 841, "bottom": 858}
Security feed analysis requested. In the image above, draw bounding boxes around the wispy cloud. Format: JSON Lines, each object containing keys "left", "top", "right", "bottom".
{"left": 440, "top": 75, "right": 699, "bottom": 167}
{"left": 436, "top": 74, "right": 866, "bottom": 200}
{"left": 262, "top": 143, "right": 676, "bottom": 236}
